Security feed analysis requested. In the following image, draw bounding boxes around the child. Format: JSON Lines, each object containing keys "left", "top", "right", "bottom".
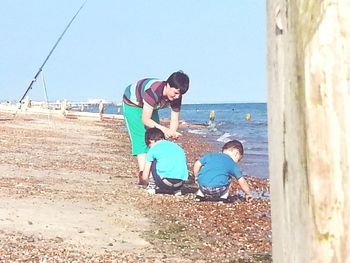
{"left": 140, "top": 128, "right": 188, "bottom": 195}
{"left": 193, "top": 140, "right": 253, "bottom": 202}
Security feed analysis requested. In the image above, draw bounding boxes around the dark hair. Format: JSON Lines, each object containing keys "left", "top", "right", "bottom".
{"left": 222, "top": 140, "right": 244, "bottom": 155}
{"left": 145, "top": 128, "right": 165, "bottom": 146}
{"left": 166, "top": 71, "right": 189, "bottom": 94}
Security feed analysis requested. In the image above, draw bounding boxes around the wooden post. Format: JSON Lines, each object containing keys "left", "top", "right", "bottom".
{"left": 267, "top": 0, "right": 350, "bottom": 262}
{"left": 99, "top": 100, "right": 104, "bottom": 120}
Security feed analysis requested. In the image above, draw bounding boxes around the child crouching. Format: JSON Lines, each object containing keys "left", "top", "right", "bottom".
{"left": 193, "top": 140, "right": 253, "bottom": 202}
{"left": 140, "top": 128, "right": 188, "bottom": 195}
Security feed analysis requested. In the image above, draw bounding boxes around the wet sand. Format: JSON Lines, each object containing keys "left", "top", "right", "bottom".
{"left": 0, "top": 112, "right": 271, "bottom": 262}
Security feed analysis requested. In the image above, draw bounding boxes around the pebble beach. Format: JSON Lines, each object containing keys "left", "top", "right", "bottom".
{"left": 0, "top": 111, "right": 271, "bottom": 262}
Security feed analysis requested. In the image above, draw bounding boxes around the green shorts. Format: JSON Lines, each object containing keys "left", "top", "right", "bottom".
{"left": 122, "top": 103, "right": 160, "bottom": 156}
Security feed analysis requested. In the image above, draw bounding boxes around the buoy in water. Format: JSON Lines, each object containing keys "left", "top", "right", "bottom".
{"left": 208, "top": 110, "right": 216, "bottom": 128}
{"left": 209, "top": 110, "right": 215, "bottom": 121}
{"left": 245, "top": 113, "right": 251, "bottom": 121}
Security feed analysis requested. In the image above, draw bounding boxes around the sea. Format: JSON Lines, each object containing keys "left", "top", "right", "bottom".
{"left": 88, "top": 103, "right": 269, "bottom": 179}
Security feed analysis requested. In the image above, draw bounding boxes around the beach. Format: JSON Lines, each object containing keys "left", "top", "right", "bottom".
{"left": 0, "top": 111, "right": 271, "bottom": 262}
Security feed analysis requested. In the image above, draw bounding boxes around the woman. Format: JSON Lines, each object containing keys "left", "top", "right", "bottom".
{"left": 122, "top": 71, "right": 189, "bottom": 183}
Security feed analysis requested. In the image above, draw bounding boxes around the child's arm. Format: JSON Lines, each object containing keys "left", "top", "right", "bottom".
{"left": 193, "top": 160, "right": 202, "bottom": 183}
{"left": 140, "top": 161, "right": 152, "bottom": 185}
{"left": 237, "top": 177, "right": 253, "bottom": 201}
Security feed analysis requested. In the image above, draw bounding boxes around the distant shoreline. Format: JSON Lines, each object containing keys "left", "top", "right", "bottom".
{"left": 0, "top": 101, "right": 123, "bottom": 121}
{"left": 1, "top": 100, "right": 267, "bottom": 105}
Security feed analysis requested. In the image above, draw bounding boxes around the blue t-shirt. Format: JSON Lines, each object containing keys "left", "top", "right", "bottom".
{"left": 146, "top": 140, "right": 188, "bottom": 180}
{"left": 197, "top": 153, "right": 242, "bottom": 187}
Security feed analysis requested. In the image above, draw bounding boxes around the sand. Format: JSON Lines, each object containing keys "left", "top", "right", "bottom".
{"left": 0, "top": 113, "right": 152, "bottom": 259}
{"left": 0, "top": 111, "right": 271, "bottom": 262}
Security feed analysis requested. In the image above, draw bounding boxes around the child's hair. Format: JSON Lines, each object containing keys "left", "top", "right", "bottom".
{"left": 222, "top": 140, "right": 244, "bottom": 155}
{"left": 145, "top": 128, "right": 165, "bottom": 146}
{"left": 166, "top": 71, "right": 189, "bottom": 95}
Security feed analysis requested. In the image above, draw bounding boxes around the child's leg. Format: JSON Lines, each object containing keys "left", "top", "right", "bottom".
{"left": 151, "top": 161, "right": 166, "bottom": 190}
{"left": 195, "top": 188, "right": 206, "bottom": 201}
{"left": 160, "top": 178, "right": 183, "bottom": 195}
{"left": 145, "top": 161, "right": 157, "bottom": 194}
{"left": 146, "top": 174, "right": 157, "bottom": 194}
{"left": 196, "top": 185, "right": 229, "bottom": 201}
{"left": 219, "top": 180, "right": 232, "bottom": 199}
{"left": 148, "top": 173, "right": 156, "bottom": 188}
{"left": 150, "top": 161, "right": 183, "bottom": 195}
{"left": 220, "top": 189, "right": 229, "bottom": 199}
{"left": 196, "top": 188, "right": 205, "bottom": 197}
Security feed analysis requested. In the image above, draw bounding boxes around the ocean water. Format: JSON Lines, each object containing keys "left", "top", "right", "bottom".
{"left": 100, "top": 103, "right": 269, "bottom": 179}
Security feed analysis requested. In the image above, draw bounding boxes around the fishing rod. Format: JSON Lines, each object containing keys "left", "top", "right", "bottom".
{"left": 18, "top": 0, "right": 88, "bottom": 105}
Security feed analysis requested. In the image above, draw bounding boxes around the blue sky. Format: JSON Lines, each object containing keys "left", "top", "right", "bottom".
{"left": 1, "top": 0, "right": 266, "bottom": 104}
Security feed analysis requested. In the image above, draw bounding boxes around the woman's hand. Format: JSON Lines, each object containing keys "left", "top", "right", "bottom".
{"left": 169, "top": 130, "right": 182, "bottom": 139}
{"left": 163, "top": 128, "right": 182, "bottom": 139}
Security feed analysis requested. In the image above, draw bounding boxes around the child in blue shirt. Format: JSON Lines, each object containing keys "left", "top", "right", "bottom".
{"left": 140, "top": 128, "right": 188, "bottom": 195}
{"left": 193, "top": 140, "right": 252, "bottom": 202}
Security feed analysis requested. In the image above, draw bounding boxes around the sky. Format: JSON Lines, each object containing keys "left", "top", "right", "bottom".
{"left": 1, "top": 0, "right": 266, "bottom": 104}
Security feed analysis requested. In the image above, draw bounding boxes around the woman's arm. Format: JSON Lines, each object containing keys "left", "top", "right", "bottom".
{"left": 142, "top": 104, "right": 181, "bottom": 138}
{"left": 170, "top": 110, "right": 180, "bottom": 132}
{"left": 141, "top": 104, "right": 159, "bottom": 128}
{"left": 168, "top": 110, "right": 182, "bottom": 138}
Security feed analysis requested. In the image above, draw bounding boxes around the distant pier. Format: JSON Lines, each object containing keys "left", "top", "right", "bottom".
{"left": 0, "top": 99, "right": 123, "bottom": 121}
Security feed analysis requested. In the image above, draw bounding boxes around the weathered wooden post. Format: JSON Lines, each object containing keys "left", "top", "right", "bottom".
{"left": 267, "top": 1, "right": 350, "bottom": 262}
{"left": 99, "top": 100, "right": 104, "bottom": 120}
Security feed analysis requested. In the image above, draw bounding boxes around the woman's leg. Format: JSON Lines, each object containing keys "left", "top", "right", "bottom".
{"left": 137, "top": 153, "right": 147, "bottom": 184}
{"left": 122, "top": 103, "right": 148, "bottom": 176}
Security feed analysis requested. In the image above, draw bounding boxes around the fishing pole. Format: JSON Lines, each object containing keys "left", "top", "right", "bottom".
{"left": 18, "top": 0, "right": 88, "bottom": 105}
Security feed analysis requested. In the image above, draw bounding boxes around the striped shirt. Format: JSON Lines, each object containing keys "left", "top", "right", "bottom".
{"left": 123, "top": 78, "right": 182, "bottom": 112}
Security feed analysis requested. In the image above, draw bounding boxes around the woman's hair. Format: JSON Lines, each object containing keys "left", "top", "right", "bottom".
{"left": 166, "top": 71, "right": 189, "bottom": 94}
{"left": 222, "top": 140, "right": 244, "bottom": 155}
{"left": 145, "top": 128, "right": 165, "bottom": 146}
